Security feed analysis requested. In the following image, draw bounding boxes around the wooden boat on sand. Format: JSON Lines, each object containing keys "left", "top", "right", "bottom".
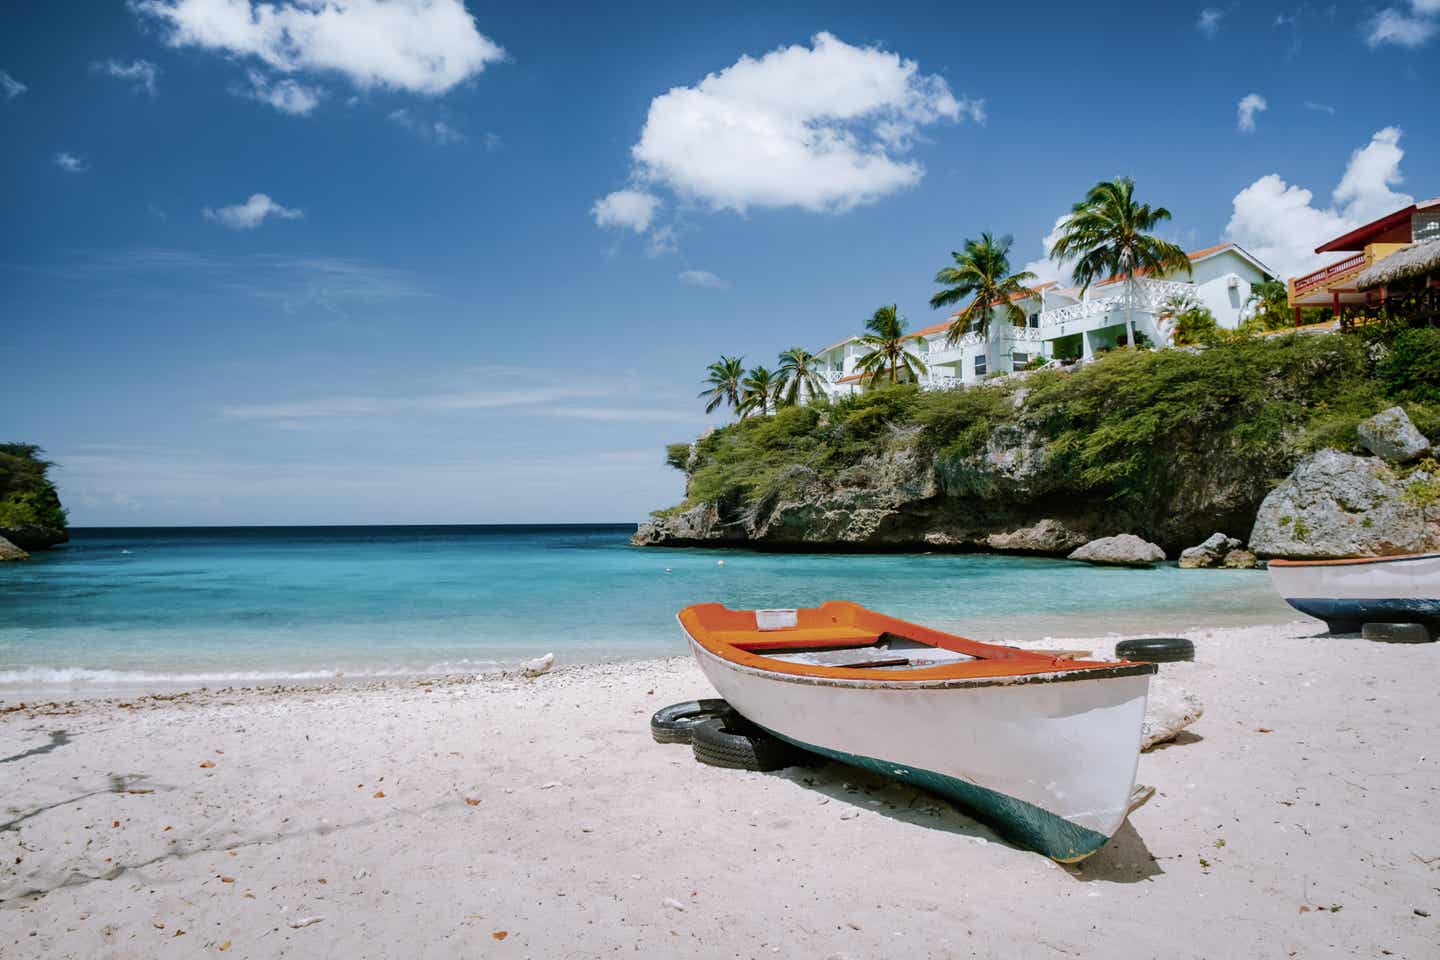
{"left": 677, "top": 601, "right": 1157, "bottom": 862}
{"left": 1268, "top": 552, "right": 1440, "bottom": 633}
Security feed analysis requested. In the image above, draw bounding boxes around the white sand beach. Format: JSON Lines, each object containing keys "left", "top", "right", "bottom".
{"left": 2, "top": 620, "right": 1436, "bottom": 959}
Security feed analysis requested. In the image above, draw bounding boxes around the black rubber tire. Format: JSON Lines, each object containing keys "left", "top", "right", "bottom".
{"left": 1115, "top": 637, "right": 1195, "bottom": 663}
{"left": 650, "top": 699, "right": 732, "bottom": 744}
{"left": 689, "top": 715, "right": 806, "bottom": 771}
{"left": 1362, "top": 622, "right": 1435, "bottom": 644}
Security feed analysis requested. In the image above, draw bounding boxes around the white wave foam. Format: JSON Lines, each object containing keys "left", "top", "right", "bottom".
{"left": 0, "top": 658, "right": 508, "bottom": 690}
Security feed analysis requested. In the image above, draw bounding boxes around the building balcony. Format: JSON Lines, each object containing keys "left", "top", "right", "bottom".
{"left": 1289, "top": 243, "right": 1413, "bottom": 310}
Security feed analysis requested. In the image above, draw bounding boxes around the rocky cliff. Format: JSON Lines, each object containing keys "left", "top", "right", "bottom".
{"left": 634, "top": 422, "right": 1274, "bottom": 554}
{"left": 635, "top": 337, "right": 1440, "bottom": 556}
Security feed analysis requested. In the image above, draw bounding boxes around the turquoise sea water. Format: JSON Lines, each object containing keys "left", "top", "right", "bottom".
{"left": 0, "top": 525, "right": 1297, "bottom": 695}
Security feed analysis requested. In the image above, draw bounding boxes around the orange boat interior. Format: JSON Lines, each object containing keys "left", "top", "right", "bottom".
{"left": 679, "top": 601, "right": 1140, "bottom": 683}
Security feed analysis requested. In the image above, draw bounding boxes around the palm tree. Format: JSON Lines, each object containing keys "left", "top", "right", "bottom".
{"left": 1244, "top": 278, "right": 1291, "bottom": 331}
{"left": 775, "top": 347, "right": 826, "bottom": 406}
{"left": 698, "top": 355, "right": 745, "bottom": 415}
{"left": 1049, "top": 177, "right": 1191, "bottom": 350}
{"left": 929, "top": 233, "right": 1040, "bottom": 345}
{"left": 738, "top": 365, "right": 781, "bottom": 417}
{"left": 855, "top": 304, "right": 928, "bottom": 385}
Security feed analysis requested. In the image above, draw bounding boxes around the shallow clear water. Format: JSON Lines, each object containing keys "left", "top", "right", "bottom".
{"left": 0, "top": 525, "right": 1296, "bottom": 695}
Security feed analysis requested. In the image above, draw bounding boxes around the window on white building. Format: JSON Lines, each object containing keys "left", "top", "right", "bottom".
{"left": 973, "top": 354, "right": 987, "bottom": 376}
{"left": 1011, "top": 352, "right": 1029, "bottom": 368}
{"left": 1028, "top": 312, "right": 1040, "bottom": 328}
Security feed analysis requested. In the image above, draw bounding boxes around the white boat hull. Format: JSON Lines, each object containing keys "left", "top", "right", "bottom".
{"left": 1268, "top": 553, "right": 1440, "bottom": 630}
{"left": 688, "top": 636, "right": 1151, "bottom": 861}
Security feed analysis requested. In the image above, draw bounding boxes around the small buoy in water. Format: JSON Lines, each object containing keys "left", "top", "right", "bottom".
{"left": 716, "top": 559, "right": 724, "bottom": 566}
{"left": 664, "top": 567, "right": 672, "bottom": 573}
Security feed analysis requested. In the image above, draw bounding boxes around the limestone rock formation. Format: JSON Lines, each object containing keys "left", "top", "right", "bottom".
{"left": 984, "top": 519, "right": 1091, "bottom": 555}
{"left": 1178, "top": 533, "right": 1240, "bottom": 568}
{"left": 0, "top": 523, "right": 67, "bottom": 551}
{"left": 1356, "top": 406, "right": 1431, "bottom": 463}
{"left": 0, "top": 536, "right": 29, "bottom": 561}
{"left": 1177, "top": 532, "right": 1258, "bottom": 569}
{"left": 1249, "top": 448, "right": 1440, "bottom": 559}
{"left": 1067, "top": 534, "right": 1167, "bottom": 568}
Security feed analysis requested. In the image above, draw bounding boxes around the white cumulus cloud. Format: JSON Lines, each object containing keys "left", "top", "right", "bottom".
{"left": 1236, "top": 93, "right": 1267, "bottom": 132}
{"left": 1197, "top": 8, "right": 1223, "bottom": 36}
{"left": 595, "top": 31, "right": 977, "bottom": 237}
{"left": 678, "top": 269, "right": 726, "bottom": 289}
{"left": 91, "top": 58, "right": 159, "bottom": 95}
{"left": 242, "top": 69, "right": 321, "bottom": 115}
{"left": 591, "top": 189, "right": 661, "bottom": 233}
{"left": 1021, "top": 216, "right": 1074, "bottom": 287}
{"left": 1224, "top": 127, "right": 1413, "bottom": 280}
{"left": 53, "top": 152, "right": 87, "bottom": 173}
{"left": 1367, "top": 3, "right": 1440, "bottom": 47}
{"left": 203, "top": 193, "right": 305, "bottom": 229}
{"left": 132, "top": 0, "right": 505, "bottom": 102}
{"left": 2, "top": 68, "right": 29, "bottom": 99}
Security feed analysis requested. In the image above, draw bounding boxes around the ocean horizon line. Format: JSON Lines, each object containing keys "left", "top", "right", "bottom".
{"left": 65, "top": 521, "right": 642, "bottom": 531}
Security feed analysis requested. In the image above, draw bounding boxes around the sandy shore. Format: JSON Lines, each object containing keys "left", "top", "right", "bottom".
{"left": 2, "top": 621, "right": 1437, "bottom": 959}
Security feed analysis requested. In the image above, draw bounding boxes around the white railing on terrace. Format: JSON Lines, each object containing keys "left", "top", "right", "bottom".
{"left": 922, "top": 325, "right": 1043, "bottom": 352}
{"left": 1040, "top": 279, "right": 1195, "bottom": 328}
{"left": 920, "top": 374, "right": 962, "bottom": 390}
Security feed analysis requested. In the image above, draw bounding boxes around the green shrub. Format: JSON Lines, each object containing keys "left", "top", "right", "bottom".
{"left": 1377, "top": 328, "right": 1440, "bottom": 405}
{"left": 665, "top": 443, "right": 692, "bottom": 471}
{"left": 0, "top": 444, "right": 67, "bottom": 530}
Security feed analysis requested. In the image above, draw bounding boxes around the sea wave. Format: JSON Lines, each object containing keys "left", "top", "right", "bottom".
{"left": 0, "top": 659, "right": 508, "bottom": 689}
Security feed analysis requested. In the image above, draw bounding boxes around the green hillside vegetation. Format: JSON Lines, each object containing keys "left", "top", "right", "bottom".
{"left": 661, "top": 326, "right": 1440, "bottom": 521}
{"left": 0, "top": 443, "right": 69, "bottom": 531}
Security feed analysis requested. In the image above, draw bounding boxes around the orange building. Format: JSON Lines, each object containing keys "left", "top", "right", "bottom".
{"left": 1288, "top": 198, "right": 1440, "bottom": 321}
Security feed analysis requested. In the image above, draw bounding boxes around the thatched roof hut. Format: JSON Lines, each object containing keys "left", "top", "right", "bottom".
{"left": 1355, "top": 239, "right": 1440, "bottom": 290}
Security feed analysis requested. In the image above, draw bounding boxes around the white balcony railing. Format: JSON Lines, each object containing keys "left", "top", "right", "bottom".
{"left": 1040, "top": 279, "right": 1195, "bottom": 329}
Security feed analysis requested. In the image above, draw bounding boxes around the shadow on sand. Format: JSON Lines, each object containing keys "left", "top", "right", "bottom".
{"left": 768, "top": 756, "right": 1162, "bottom": 883}
{"left": 0, "top": 730, "right": 72, "bottom": 765}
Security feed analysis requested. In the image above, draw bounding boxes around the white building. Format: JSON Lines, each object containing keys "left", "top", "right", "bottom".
{"left": 812, "top": 242, "right": 1274, "bottom": 397}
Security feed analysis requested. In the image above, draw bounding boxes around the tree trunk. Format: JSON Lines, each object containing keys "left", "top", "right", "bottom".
{"left": 1125, "top": 278, "right": 1138, "bottom": 349}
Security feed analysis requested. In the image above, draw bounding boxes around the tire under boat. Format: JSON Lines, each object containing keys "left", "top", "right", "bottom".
{"left": 677, "top": 601, "right": 1157, "bottom": 862}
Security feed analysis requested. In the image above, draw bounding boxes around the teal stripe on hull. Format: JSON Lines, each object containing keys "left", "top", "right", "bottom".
{"left": 761, "top": 727, "right": 1112, "bottom": 861}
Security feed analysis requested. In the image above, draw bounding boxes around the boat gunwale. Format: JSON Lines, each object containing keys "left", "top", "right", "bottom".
{"left": 1268, "top": 552, "right": 1440, "bottom": 568}
{"left": 687, "top": 635, "right": 1156, "bottom": 690}
{"left": 678, "top": 602, "right": 1157, "bottom": 686}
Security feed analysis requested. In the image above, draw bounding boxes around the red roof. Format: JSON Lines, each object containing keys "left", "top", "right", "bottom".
{"left": 1314, "top": 198, "right": 1440, "bottom": 253}
{"left": 1094, "top": 243, "right": 1233, "bottom": 287}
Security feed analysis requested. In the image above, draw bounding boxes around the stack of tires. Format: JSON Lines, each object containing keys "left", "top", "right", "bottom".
{"left": 650, "top": 699, "right": 805, "bottom": 771}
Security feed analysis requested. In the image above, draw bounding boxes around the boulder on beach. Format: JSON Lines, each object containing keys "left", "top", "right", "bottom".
{"left": 1221, "top": 549, "right": 1259, "bottom": 569}
{"left": 1141, "top": 678, "right": 1204, "bottom": 751}
{"left": 1178, "top": 532, "right": 1258, "bottom": 569}
{"left": 1356, "top": 406, "right": 1431, "bottom": 463}
{"left": 0, "top": 535, "right": 29, "bottom": 561}
{"left": 1067, "top": 533, "right": 1166, "bottom": 568}
{"left": 521, "top": 653, "right": 555, "bottom": 677}
{"left": 1178, "top": 533, "right": 1240, "bottom": 568}
{"left": 1249, "top": 448, "right": 1440, "bottom": 559}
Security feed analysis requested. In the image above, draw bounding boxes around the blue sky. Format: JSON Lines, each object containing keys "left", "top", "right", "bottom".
{"left": 2, "top": 1, "right": 1435, "bottom": 524}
